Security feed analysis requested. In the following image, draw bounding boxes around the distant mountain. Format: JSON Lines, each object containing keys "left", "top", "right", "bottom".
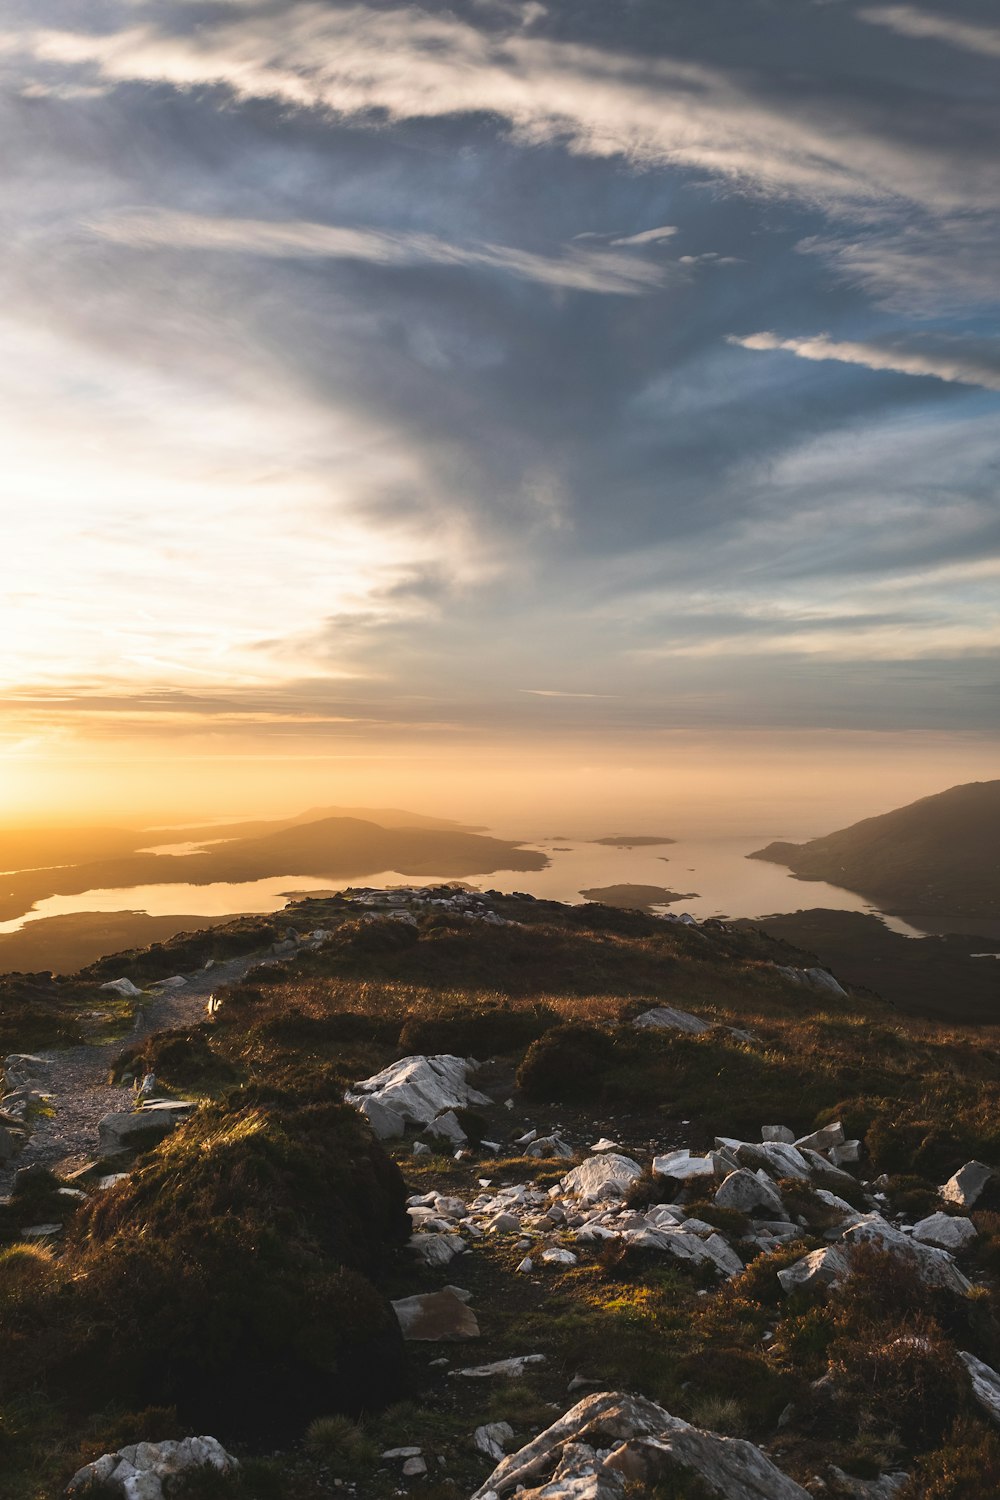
{"left": 0, "top": 815, "right": 546, "bottom": 923}
{"left": 750, "top": 780, "right": 1000, "bottom": 921}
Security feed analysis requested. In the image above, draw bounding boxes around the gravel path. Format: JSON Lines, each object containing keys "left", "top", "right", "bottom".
{"left": 0, "top": 950, "right": 267, "bottom": 1192}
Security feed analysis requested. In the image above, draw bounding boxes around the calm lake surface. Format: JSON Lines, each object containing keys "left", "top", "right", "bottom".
{"left": 0, "top": 833, "right": 930, "bottom": 937}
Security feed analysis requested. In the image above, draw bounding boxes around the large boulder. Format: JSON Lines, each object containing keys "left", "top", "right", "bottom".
{"left": 346, "top": 1054, "right": 491, "bottom": 1128}
{"left": 559, "top": 1154, "right": 644, "bottom": 1201}
{"left": 469, "top": 1390, "right": 809, "bottom": 1499}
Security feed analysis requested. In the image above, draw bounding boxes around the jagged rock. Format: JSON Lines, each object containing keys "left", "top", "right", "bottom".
{"left": 408, "top": 1232, "right": 463, "bottom": 1267}
{"left": 357, "top": 1095, "right": 406, "bottom": 1140}
{"left": 912, "top": 1211, "right": 977, "bottom": 1251}
{"left": 715, "top": 1169, "right": 785, "bottom": 1217}
{"left": 941, "top": 1160, "right": 993, "bottom": 1210}
{"left": 775, "top": 966, "right": 847, "bottom": 998}
{"left": 469, "top": 1389, "right": 809, "bottom": 1499}
{"left": 3, "top": 1055, "right": 51, "bottom": 1090}
{"left": 632, "top": 1006, "right": 711, "bottom": 1035}
{"left": 795, "top": 1122, "right": 845, "bottom": 1152}
{"left": 391, "top": 1290, "right": 480, "bottom": 1341}
{"left": 99, "top": 978, "right": 143, "bottom": 998}
{"left": 842, "top": 1214, "right": 972, "bottom": 1294}
{"left": 559, "top": 1154, "right": 644, "bottom": 1200}
{"left": 475, "top": 1422, "right": 515, "bottom": 1461}
{"left": 98, "top": 1109, "right": 178, "bottom": 1154}
{"left": 67, "top": 1436, "right": 236, "bottom": 1497}
{"left": 762, "top": 1126, "right": 795, "bottom": 1144}
{"left": 959, "top": 1351, "right": 1000, "bottom": 1425}
{"left": 346, "top": 1054, "right": 492, "bottom": 1127}
{"left": 778, "top": 1245, "right": 849, "bottom": 1293}
{"left": 591, "top": 1137, "right": 618, "bottom": 1152}
{"left": 452, "top": 1354, "right": 546, "bottom": 1379}
{"left": 402, "top": 1455, "right": 427, "bottom": 1476}
{"left": 652, "top": 1149, "right": 715, "bottom": 1183}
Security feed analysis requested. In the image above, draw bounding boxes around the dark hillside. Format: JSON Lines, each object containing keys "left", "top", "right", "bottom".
{"left": 751, "top": 779, "right": 1000, "bottom": 924}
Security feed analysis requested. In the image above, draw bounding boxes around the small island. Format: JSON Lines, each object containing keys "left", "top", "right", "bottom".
{"left": 580, "top": 882, "right": 698, "bottom": 912}
{"left": 591, "top": 835, "right": 676, "bottom": 847}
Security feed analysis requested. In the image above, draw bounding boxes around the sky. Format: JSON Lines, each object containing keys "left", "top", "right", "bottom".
{"left": 1, "top": 0, "right": 998, "bottom": 827}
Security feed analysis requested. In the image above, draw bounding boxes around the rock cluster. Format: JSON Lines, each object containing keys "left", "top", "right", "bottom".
{"left": 0, "top": 1053, "right": 50, "bottom": 1163}
{"left": 347, "top": 886, "right": 510, "bottom": 925}
{"left": 67, "top": 1436, "right": 237, "bottom": 1498}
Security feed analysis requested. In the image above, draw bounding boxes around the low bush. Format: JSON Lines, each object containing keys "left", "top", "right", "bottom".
{"left": 900, "top": 1417, "right": 1000, "bottom": 1498}
{"left": 399, "top": 1000, "right": 559, "bottom": 1058}
{"left": 517, "top": 1023, "right": 616, "bottom": 1101}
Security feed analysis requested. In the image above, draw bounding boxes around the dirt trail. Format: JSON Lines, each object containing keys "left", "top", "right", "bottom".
{"left": 0, "top": 950, "right": 266, "bottom": 1193}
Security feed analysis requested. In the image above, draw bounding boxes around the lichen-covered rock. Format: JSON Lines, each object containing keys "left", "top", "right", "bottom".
{"left": 469, "top": 1390, "right": 809, "bottom": 1498}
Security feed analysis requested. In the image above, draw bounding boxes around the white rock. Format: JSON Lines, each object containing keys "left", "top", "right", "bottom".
{"left": 778, "top": 1245, "right": 849, "bottom": 1294}
{"left": 959, "top": 1351, "right": 1000, "bottom": 1425}
{"left": 843, "top": 1214, "right": 972, "bottom": 1295}
{"left": 911, "top": 1211, "right": 978, "bottom": 1252}
{"left": 402, "top": 1456, "right": 427, "bottom": 1476}
{"left": 633, "top": 1006, "right": 711, "bottom": 1035}
{"left": 652, "top": 1150, "right": 715, "bottom": 1182}
{"left": 99, "top": 978, "right": 143, "bottom": 998}
{"left": 714, "top": 1170, "right": 785, "bottom": 1217}
{"left": 829, "top": 1140, "right": 861, "bottom": 1167}
{"left": 541, "top": 1247, "right": 578, "bottom": 1266}
{"left": 560, "top": 1154, "right": 644, "bottom": 1200}
{"left": 149, "top": 976, "right": 187, "bottom": 991}
{"left": 357, "top": 1095, "right": 406, "bottom": 1140}
{"left": 590, "top": 1137, "right": 619, "bottom": 1152}
{"left": 347, "top": 1053, "right": 492, "bottom": 1127}
{"left": 469, "top": 1390, "right": 809, "bottom": 1500}
{"left": 515, "top": 1256, "right": 534, "bottom": 1273}
{"left": 98, "top": 1109, "right": 177, "bottom": 1153}
{"left": 451, "top": 1355, "right": 546, "bottom": 1379}
{"left": 427, "top": 1109, "right": 468, "bottom": 1147}
{"left": 941, "top": 1160, "right": 993, "bottom": 1210}
{"left": 408, "top": 1233, "right": 462, "bottom": 1267}
{"left": 383, "top": 1446, "right": 423, "bottom": 1459}
{"left": 475, "top": 1423, "right": 515, "bottom": 1461}
{"left": 794, "top": 1122, "right": 845, "bottom": 1152}
{"left": 762, "top": 1126, "right": 795, "bottom": 1144}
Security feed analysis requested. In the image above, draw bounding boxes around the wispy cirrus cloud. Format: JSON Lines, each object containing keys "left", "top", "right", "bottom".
{"left": 728, "top": 331, "right": 1000, "bottom": 391}
{"left": 859, "top": 5, "right": 1000, "bottom": 59}
{"left": 87, "top": 207, "right": 671, "bottom": 295}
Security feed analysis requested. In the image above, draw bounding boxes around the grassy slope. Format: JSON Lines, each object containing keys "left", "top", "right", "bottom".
{"left": 4, "top": 898, "right": 1000, "bottom": 1496}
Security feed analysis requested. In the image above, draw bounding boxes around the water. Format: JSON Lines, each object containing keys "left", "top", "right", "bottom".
{"left": 0, "top": 832, "right": 933, "bottom": 937}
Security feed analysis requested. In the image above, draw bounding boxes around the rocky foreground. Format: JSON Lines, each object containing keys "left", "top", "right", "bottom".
{"left": 4, "top": 886, "right": 1000, "bottom": 1498}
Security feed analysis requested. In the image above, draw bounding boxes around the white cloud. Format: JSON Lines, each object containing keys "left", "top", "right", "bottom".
{"left": 728, "top": 331, "right": 1000, "bottom": 391}
{"left": 13, "top": 3, "right": 998, "bottom": 219}
{"left": 609, "top": 225, "right": 678, "bottom": 247}
{"left": 860, "top": 6, "right": 1000, "bottom": 59}
{"left": 87, "top": 207, "right": 670, "bottom": 295}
